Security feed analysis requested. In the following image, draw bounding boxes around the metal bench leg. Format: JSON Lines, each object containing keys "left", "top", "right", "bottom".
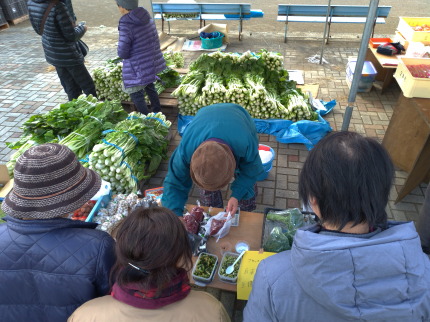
{"left": 168, "top": 21, "right": 171, "bottom": 34}
{"left": 239, "top": 19, "right": 243, "bottom": 41}
{"left": 325, "top": 22, "right": 332, "bottom": 44}
{"left": 161, "top": 18, "right": 164, "bottom": 33}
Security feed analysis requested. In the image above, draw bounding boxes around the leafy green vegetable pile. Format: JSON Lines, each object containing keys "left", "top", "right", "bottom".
{"left": 172, "top": 50, "right": 318, "bottom": 121}
{"left": 88, "top": 112, "right": 171, "bottom": 194}
{"left": 163, "top": 13, "right": 198, "bottom": 19}
{"left": 93, "top": 52, "right": 184, "bottom": 102}
{"left": 6, "top": 95, "right": 128, "bottom": 175}
{"left": 6, "top": 95, "right": 171, "bottom": 195}
{"left": 193, "top": 253, "right": 217, "bottom": 279}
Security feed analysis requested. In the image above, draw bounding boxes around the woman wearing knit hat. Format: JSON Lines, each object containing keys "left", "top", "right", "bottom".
{"left": 0, "top": 143, "right": 116, "bottom": 321}
{"left": 162, "top": 103, "right": 265, "bottom": 217}
{"left": 116, "top": 0, "right": 166, "bottom": 115}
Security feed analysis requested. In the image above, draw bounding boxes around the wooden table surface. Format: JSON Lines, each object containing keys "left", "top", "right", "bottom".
{"left": 186, "top": 205, "right": 264, "bottom": 293}
{"left": 365, "top": 45, "right": 402, "bottom": 93}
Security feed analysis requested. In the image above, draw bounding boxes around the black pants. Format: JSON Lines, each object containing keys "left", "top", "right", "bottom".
{"left": 129, "top": 82, "right": 161, "bottom": 115}
{"left": 55, "top": 64, "right": 97, "bottom": 101}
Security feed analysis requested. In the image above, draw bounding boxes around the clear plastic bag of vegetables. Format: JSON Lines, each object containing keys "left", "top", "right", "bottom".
{"left": 262, "top": 208, "right": 317, "bottom": 252}
{"left": 263, "top": 226, "right": 291, "bottom": 253}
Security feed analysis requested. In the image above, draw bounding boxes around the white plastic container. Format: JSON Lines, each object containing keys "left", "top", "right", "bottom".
{"left": 394, "top": 57, "right": 430, "bottom": 98}
{"left": 192, "top": 252, "right": 218, "bottom": 284}
{"left": 346, "top": 60, "right": 378, "bottom": 93}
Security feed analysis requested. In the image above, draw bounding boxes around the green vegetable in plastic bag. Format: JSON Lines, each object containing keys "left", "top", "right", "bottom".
{"left": 263, "top": 226, "right": 291, "bottom": 253}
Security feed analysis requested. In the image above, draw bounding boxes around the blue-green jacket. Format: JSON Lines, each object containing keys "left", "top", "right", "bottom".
{"left": 162, "top": 103, "right": 264, "bottom": 216}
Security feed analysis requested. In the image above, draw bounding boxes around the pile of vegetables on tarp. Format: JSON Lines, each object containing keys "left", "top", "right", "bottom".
{"left": 88, "top": 112, "right": 171, "bottom": 194}
{"left": 172, "top": 50, "right": 318, "bottom": 121}
{"left": 92, "top": 51, "right": 184, "bottom": 102}
{"left": 6, "top": 95, "right": 171, "bottom": 195}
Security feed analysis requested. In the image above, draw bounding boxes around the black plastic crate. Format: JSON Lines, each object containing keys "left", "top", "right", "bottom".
{"left": 0, "top": 0, "right": 28, "bottom": 21}
{"left": 0, "top": 6, "right": 7, "bottom": 25}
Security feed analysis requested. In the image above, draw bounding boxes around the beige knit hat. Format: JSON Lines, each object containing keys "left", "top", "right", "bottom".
{"left": 190, "top": 141, "right": 235, "bottom": 191}
{"left": 2, "top": 143, "right": 101, "bottom": 219}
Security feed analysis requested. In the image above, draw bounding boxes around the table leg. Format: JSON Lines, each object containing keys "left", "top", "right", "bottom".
{"left": 381, "top": 69, "right": 395, "bottom": 94}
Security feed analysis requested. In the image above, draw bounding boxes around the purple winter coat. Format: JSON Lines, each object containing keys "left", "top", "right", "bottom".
{"left": 118, "top": 7, "right": 166, "bottom": 88}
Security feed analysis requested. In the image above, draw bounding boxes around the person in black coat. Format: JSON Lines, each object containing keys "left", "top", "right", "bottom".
{"left": 27, "top": 0, "right": 97, "bottom": 101}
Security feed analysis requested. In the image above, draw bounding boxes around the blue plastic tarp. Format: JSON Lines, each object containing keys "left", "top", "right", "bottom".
{"left": 178, "top": 100, "right": 336, "bottom": 150}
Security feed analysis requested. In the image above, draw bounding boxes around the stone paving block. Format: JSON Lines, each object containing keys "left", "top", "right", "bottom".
{"left": 392, "top": 210, "right": 408, "bottom": 222}
{"left": 389, "top": 201, "right": 418, "bottom": 212}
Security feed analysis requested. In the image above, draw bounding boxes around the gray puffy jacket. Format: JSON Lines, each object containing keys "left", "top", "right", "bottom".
{"left": 28, "top": 0, "right": 86, "bottom": 67}
{"left": 245, "top": 221, "right": 430, "bottom": 322}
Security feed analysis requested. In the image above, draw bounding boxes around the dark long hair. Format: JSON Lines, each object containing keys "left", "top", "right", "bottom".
{"left": 299, "top": 131, "right": 394, "bottom": 230}
{"left": 110, "top": 207, "right": 193, "bottom": 294}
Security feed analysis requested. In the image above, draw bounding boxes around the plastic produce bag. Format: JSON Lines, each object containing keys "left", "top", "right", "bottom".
{"left": 263, "top": 208, "right": 317, "bottom": 252}
{"left": 203, "top": 211, "right": 232, "bottom": 242}
{"left": 263, "top": 226, "right": 291, "bottom": 252}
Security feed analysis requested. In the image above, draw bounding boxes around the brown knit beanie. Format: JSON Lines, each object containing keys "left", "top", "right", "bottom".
{"left": 1, "top": 143, "right": 101, "bottom": 219}
{"left": 190, "top": 141, "right": 235, "bottom": 191}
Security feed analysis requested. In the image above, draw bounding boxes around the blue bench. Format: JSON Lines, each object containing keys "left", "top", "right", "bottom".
{"left": 152, "top": 2, "right": 264, "bottom": 40}
{"left": 277, "top": 4, "right": 391, "bottom": 43}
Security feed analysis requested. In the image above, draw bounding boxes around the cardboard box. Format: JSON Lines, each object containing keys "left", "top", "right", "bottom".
{"left": 394, "top": 57, "right": 430, "bottom": 98}
{"left": 397, "top": 17, "right": 430, "bottom": 45}
{"left": 0, "top": 165, "right": 14, "bottom": 199}
{"left": 198, "top": 23, "right": 229, "bottom": 44}
{"left": 393, "top": 30, "right": 409, "bottom": 50}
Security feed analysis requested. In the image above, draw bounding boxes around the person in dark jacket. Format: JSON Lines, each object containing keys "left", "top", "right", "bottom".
{"left": 244, "top": 132, "right": 430, "bottom": 322}
{"left": 0, "top": 143, "right": 115, "bottom": 322}
{"left": 162, "top": 103, "right": 264, "bottom": 217}
{"left": 27, "top": 0, "right": 97, "bottom": 101}
{"left": 116, "top": 0, "right": 166, "bottom": 115}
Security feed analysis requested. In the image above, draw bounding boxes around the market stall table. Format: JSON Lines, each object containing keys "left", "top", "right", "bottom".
{"left": 382, "top": 94, "right": 430, "bottom": 202}
{"left": 186, "top": 205, "right": 264, "bottom": 292}
{"left": 365, "top": 45, "right": 400, "bottom": 93}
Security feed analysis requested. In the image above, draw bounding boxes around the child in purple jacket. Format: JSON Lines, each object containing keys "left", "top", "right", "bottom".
{"left": 116, "top": 0, "right": 166, "bottom": 114}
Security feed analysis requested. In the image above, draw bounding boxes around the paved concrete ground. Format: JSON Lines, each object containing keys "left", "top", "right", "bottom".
{"left": 0, "top": 18, "right": 428, "bottom": 321}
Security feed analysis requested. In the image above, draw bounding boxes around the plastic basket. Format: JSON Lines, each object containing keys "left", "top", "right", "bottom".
{"left": 200, "top": 32, "right": 224, "bottom": 49}
{"left": 257, "top": 144, "right": 275, "bottom": 181}
{"left": 192, "top": 252, "right": 218, "bottom": 285}
{"left": 218, "top": 251, "right": 241, "bottom": 284}
{"left": 85, "top": 192, "right": 112, "bottom": 223}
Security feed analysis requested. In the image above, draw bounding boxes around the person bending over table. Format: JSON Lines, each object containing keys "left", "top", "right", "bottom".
{"left": 162, "top": 103, "right": 264, "bottom": 216}
{"left": 244, "top": 131, "right": 430, "bottom": 322}
{"left": 69, "top": 207, "right": 230, "bottom": 322}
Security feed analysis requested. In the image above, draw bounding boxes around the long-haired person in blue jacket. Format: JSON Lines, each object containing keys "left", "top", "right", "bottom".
{"left": 245, "top": 131, "right": 430, "bottom": 322}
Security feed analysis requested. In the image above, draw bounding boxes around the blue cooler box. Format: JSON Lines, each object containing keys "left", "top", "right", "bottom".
{"left": 346, "top": 60, "right": 377, "bottom": 92}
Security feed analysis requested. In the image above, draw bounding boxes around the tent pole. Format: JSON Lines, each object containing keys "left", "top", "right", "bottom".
{"left": 319, "top": 0, "right": 332, "bottom": 64}
{"left": 341, "top": 0, "right": 380, "bottom": 131}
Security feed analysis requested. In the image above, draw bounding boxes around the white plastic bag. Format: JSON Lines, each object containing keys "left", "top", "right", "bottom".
{"left": 204, "top": 211, "right": 232, "bottom": 242}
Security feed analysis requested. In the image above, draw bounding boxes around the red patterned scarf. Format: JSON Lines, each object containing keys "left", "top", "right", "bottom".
{"left": 111, "top": 269, "right": 191, "bottom": 309}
